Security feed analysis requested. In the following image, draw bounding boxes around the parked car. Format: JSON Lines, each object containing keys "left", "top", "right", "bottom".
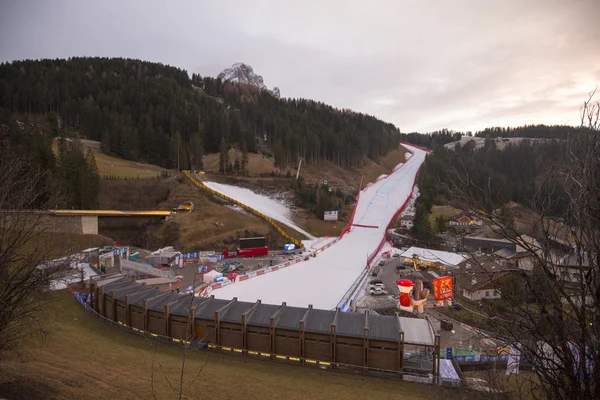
{"left": 368, "top": 279, "right": 384, "bottom": 290}
{"left": 441, "top": 319, "right": 454, "bottom": 331}
{"left": 392, "top": 253, "right": 400, "bottom": 258}
{"left": 369, "top": 287, "right": 387, "bottom": 296}
{"left": 379, "top": 260, "right": 385, "bottom": 266}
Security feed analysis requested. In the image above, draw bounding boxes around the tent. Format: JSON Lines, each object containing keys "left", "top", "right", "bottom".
{"left": 203, "top": 269, "right": 223, "bottom": 284}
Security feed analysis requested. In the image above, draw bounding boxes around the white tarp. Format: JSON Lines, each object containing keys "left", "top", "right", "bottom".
{"left": 214, "top": 144, "right": 427, "bottom": 309}
{"left": 203, "top": 269, "right": 222, "bottom": 284}
{"left": 439, "top": 359, "right": 461, "bottom": 380}
{"left": 49, "top": 262, "right": 98, "bottom": 291}
{"left": 398, "top": 246, "right": 465, "bottom": 267}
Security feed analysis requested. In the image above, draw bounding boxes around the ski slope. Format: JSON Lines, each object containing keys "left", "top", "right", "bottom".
{"left": 214, "top": 144, "right": 428, "bottom": 309}
{"left": 202, "top": 181, "right": 315, "bottom": 239}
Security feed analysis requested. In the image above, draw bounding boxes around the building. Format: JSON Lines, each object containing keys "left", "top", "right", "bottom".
{"left": 148, "top": 246, "right": 180, "bottom": 268}
{"left": 462, "top": 235, "right": 516, "bottom": 254}
{"left": 399, "top": 215, "right": 414, "bottom": 230}
{"left": 455, "top": 260, "right": 512, "bottom": 301}
{"left": 448, "top": 211, "right": 483, "bottom": 231}
{"left": 547, "top": 252, "right": 592, "bottom": 287}
{"left": 90, "top": 274, "right": 442, "bottom": 378}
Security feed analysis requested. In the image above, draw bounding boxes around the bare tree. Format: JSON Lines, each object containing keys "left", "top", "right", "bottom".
{"left": 444, "top": 92, "right": 600, "bottom": 399}
{"left": 0, "top": 139, "right": 72, "bottom": 357}
{"left": 149, "top": 273, "right": 211, "bottom": 399}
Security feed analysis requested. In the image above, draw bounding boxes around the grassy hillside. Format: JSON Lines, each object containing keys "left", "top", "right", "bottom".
{"left": 53, "top": 139, "right": 171, "bottom": 179}
{"left": 92, "top": 140, "right": 409, "bottom": 246}
{"left": 0, "top": 292, "right": 433, "bottom": 400}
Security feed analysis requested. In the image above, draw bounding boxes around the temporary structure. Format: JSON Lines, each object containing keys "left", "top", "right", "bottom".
{"left": 203, "top": 269, "right": 222, "bottom": 284}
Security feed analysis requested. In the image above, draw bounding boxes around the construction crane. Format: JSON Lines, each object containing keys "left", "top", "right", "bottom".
{"left": 408, "top": 254, "right": 447, "bottom": 271}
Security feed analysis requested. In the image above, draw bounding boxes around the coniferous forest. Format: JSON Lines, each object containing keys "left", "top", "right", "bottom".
{"left": 410, "top": 129, "right": 592, "bottom": 242}
{"left": 0, "top": 57, "right": 401, "bottom": 170}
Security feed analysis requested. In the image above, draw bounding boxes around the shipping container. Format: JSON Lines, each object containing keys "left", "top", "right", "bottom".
{"left": 236, "top": 247, "right": 268, "bottom": 257}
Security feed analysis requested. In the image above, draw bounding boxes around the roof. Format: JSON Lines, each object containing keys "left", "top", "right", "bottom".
{"left": 148, "top": 292, "right": 182, "bottom": 311}
{"left": 130, "top": 288, "right": 164, "bottom": 307}
{"left": 464, "top": 236, "right": 513, "bottom": 244}
{"left": 149, "top": 250, "right": 179, "bottom": 259}
{"left": 169, "top": 296, "right": 203, "bottom": 317}
{"left": 368, "top": 314, "right": 399, "bottom": 342}
{"left": 398, "top": 316, "right": 436, "bottom": 346}
{"left": 401, "top": 215, "right": 413, "bottom": 221}
{"left": 303, "top": 309, "right": 336, "bottom": 334}
{"left": 127, "top": 288, "right": 161, "bottom": 306}
{"left": 194, "top": 298, "right": 231, "bottom": 320}
{"left": 400, "top": 247, "right": 465, "bottom": 267}
{"left": 93, "top": 274, "right": 128, "bottom": 288}
{"left": 456, "top": 260, "right": 511, "bottom": 292}
{"left": 494, "top": 248, "right": 518, "bottom": 259}
{"left": 113, "top": 282, "right": 148, "bottom": 298}
{"left": 103, "top": 279, "right": 137, "bottom": 293}
{"left": 219, "top": 300, "right": 256, "bottom": 323}
{"left": 275, "top": 306, "right": 307, "bottom": 330}
{"left": 448, "top": 211, "right": 478, "bottom": 222}
{"left": 336, "top": 311, "right": 366, "bottom": 339}
{"left": 246, "top": 303, "right": 282, "bottom": 327}
{"left": 549, "top": 251, "right": 592, "bottom": 268}
{"left": 136, "top": 277, "right": 179, "bottom": 285}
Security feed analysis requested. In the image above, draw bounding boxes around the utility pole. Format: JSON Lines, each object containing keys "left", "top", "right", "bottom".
{"left": 81, "top": 173, "right": 84, "bottom": 209}
{"left": 295, "top": 157, "right": 303, "bottom": 180}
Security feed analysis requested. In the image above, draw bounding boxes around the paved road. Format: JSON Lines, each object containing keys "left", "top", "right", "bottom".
{"left": 426, "top": 308, "right": 502, "bottom": 351}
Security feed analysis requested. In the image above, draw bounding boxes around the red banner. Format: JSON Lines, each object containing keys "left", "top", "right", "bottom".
{"left": 433, "top": 276, "right": 454, "bottom": 301}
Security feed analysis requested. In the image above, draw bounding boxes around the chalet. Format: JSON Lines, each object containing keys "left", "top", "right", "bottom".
{"left": 548, "top": 251, "right": 592, "bottom": 287}
{"left": 493, "top": 235, "right": 541, "bottom": 271}
{"left": 447, "top": 211, "right": 483, "bottom": 231}
{"left": 399, "top": 215, "right": 414, "bottom": 230}
{"left": 455, "top": 260, "right": 512, "bottom": 301}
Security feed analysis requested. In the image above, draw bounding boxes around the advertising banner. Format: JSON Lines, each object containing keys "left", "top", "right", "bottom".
{"left": 433, "top": 276, "right": 454, "bottom": 301}
{"left": 324, "top": 210, "right": 338, "bottom": 221}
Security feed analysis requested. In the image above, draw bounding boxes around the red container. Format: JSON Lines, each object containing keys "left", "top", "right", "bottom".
{"left": 236, "top": 247, "right": 269, "bottom": 257}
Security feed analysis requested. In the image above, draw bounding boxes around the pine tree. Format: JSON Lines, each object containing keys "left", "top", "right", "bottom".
{"left": 435, "top": 216, "right": 448, "bottom": 233}
{"left": 219, "top": 136, "right": 229, "bottom": 174}
{"left": 274, "top": 141, "right": 285, "bottom": 169}
{"left": 233, "top": 157, "right": 241, "bottom": 174}
{"left": 190, "top": 132, "right": 204, "bottom": 171}
{"left": 84, "top": 148, "right": 100, "bottom": 208}
{"left": 241, "top": 139, "right": 249, "bottom": 176}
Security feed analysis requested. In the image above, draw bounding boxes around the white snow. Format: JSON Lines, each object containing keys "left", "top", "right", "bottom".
{"left": 202, "top": 181, "right": 316, "bottom": 239}
{"left": 303, "top": 236, "right": 338, "bottom": 251}
{"left": 213, "top": 144, "right": 428, "bottom": 309}
{"left": 397, "top": 246, "right": 465, "bottom": 267}
{"left": 49, "top": 262, "right": 98, "bottom": 290}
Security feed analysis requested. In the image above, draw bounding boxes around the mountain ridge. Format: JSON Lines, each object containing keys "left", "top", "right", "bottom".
{"left": 217, "top": 62, "right": 280, "bottom": 99}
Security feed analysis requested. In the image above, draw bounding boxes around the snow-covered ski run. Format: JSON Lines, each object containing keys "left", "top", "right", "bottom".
{"left": 212, "top": 143, "right": 428, "bottom": 310}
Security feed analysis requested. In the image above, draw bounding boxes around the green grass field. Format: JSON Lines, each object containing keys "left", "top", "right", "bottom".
{"left": 0, "top": 292, "right": 437, "bottom": 400}
{"left": 52, "top": 140, "right": 171, "bottom": 179}
{"left": 428, "top": 205, "right": 461, "bottom": 225}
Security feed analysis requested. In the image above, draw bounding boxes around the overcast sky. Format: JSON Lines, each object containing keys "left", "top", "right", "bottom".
{"left": 1, "top": 0, "right": 598, "bottom": 132}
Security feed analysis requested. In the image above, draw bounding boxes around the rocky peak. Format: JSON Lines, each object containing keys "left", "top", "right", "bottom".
{"left": 217, "top": 62, "right": 280, "bottom": 98}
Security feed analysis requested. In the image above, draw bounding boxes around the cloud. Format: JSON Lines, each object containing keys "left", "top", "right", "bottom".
{"left": 0, "top": 0, "right": 598, "bottom": 132}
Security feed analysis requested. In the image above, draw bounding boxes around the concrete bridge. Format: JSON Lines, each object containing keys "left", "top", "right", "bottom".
{"left": 1, "top": 210, "right": 174, "bottom": 235}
